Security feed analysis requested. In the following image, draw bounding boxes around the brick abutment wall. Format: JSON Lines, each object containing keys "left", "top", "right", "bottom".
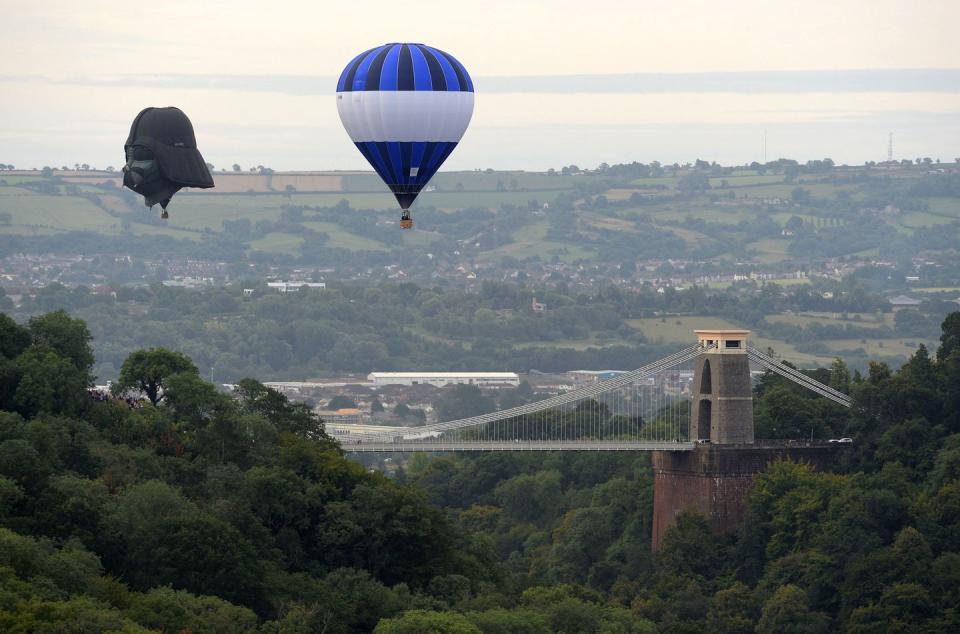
{"left": 651, "top": 444, "right": 836, "bottom": 550}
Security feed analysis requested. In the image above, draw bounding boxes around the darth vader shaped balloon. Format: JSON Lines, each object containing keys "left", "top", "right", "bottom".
{"left": 123, "top": 107, "right": 214, "bottom": 218}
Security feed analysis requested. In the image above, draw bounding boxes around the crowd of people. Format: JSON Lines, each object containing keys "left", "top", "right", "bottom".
{"left": 87, "top": 388, "right": 143, "bottom": 409}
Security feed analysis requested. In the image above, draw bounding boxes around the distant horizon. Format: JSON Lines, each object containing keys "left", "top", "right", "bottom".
{"left": 3, "top": 1, "right": 958, "bottom": 171}
{"left": 5, "top": 154, "right": 958, "bottom": 175}
{"left": 2, "top": 75, "right": 956, "bottom": 171}
{"left": 4, "top": 67, "right": 958, "bottom": 95}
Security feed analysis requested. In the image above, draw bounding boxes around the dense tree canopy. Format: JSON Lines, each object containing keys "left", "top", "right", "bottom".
{"left": 1, "top": 309, "right": 959, "bottom": 631}
{"left": 0, "top": 313, "right": 496, "bottom": 631}
{"left": 113, "top": 347, "right": 198, "bottom": 405}
{"left": 8, "top": 278, "right": 951, "bottom": 385}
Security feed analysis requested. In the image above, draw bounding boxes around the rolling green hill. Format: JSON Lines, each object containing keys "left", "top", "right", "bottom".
{"left": 2, "top": 164, "right": 957, "bottom": 266}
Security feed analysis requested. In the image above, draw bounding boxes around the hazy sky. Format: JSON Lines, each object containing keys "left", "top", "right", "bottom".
{"left": 2, "top": 0, "right": 959, "bottom": 170}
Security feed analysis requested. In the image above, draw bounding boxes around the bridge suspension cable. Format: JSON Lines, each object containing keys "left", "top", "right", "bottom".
{"left": 361, "top": 344, "right": 704, "bottom": 440}
{"left": 746, "top": 346, "right": 852, "bottom": 408}
{"left": 334, "top": 344, "right": 711, "bottom": 450}
{"left": 331, "top": 342, "right": 853, "bottom": 452}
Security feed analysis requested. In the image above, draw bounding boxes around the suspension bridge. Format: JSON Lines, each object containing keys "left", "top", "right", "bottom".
{"left": 330, "top": 330, "right": 851, "bottom": 452}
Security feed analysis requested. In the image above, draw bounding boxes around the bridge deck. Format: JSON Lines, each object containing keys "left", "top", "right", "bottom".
{"left": 343, "top": 441, "right": 696, "bottom": 452}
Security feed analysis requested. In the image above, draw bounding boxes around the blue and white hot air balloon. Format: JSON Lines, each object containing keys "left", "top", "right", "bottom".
{"left": 336, "top": 43, "right": 474, "bottom": 228}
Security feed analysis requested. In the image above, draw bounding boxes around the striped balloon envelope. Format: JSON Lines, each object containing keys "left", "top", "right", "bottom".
{"left": 336, "top": 43, "right": 474, "bottom": 226}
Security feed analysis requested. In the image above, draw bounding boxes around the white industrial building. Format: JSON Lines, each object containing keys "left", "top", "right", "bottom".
{"left": 267, "top": 281, "right": 326, "bottom": 293}
{"left": 368, "top": 372, "right": 520, "bottom": 388}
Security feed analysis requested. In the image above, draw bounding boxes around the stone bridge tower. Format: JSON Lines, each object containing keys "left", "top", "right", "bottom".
{"left": 652, "top": 330, "right": 833, "bottom": 550}
{"left": 690, "top": 330, "right": 754, "bottom": 444}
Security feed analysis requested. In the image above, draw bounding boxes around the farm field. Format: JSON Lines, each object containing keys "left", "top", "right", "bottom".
{"left": 926, "top": 197, "right": 960, "bottom": 218}
{"left": 419, "top": 189, "right": 566, "bottom": 209}
{"left": 624, "top": 313, "right": 929, "bottom": 365}
{"left": 656, "top": 224, "right": 712, "bottom": 249}
{"left": 478, "top": 222, "right": 596, "bottom": 262}
{"left": 0, "top": 193, "right": 120, "bottom": 232}
{"left": 745, "top": 238, "right": 791, "bottom": 263}
{"left": 709, "top": 174, "right": 785, "bottom": 187}
{"left": 248, "top": 232, "right": 305, "bottom": 255}
{"left": 0, "top": 225, "right": 60, "bottom": 236}
{"left": 766, "top": 312, "right": 892, "bottom": 329}
{"left": 896, "top": 211, "right": 957, "bottom": 229}
{"left": 625, "top": 316, "right": 836, "bottom": 365}
{"left": 301, "top": 222, "right": 390, "bottom": 251}
{"left": 624, "top": 316, "right": 748, "bottom": 343}
{"left": 643, "top": 205, "right": 755, "bottom": 225}
{"left": 165, "top": 195, "right": 289, "bottom": 231}
{"left": 823, "top": 338, "right": 933, "bottom": 357}
{"left": 0, "top": 165, "right": 957, "bottom": 273}
{"left": 127, "top": 223, "right": 203, "bottom": 241}
{"left": 0, "top": 175, "right": 47, "bottom": 184}
{"left": 736, "top": 182, "right": 861, "bottom": 200}
{"left": 514, "top": 336, "right": 634, "bottom": 351}
{"left": 579, "top": 212, "right": 642, "bottom": 233}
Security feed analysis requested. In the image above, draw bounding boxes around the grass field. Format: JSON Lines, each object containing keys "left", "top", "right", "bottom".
{"left": 514, "top": 336, "right": 635, "bottom": 350}
{"left": 624, "top": 316, "right": 747, "bottom": 343}
{"left": 629, "top": 177, "right": 678, "bottom": 188}
{"left": 897, "top": 211, "right": 958, "bottom": 229}
{"left": 166, "top": 195, "right": 289, "bottom": 231}
{"left": 739, "top": 183, "right": 861, "bottom": 200}
{"left": 0, "top": 186, "right": 39, "bottom": 197}
{"left": 709, "top": 174, "right": 785, "bottom": 187}
{"left": 421, "top": 190, "right": 566, "bottom": 210}
{"left": 127, "top": 224, "right": 204, "bottom": 241}
{"left": 301, "top": 222, "right": 390, "bottom": 251}
{"left": 925, "top": 197, "right": 960, "bottom": 218}
{"left": 624, "top": 316, "right": 833, "bottom": 365}
{"left": 248, "top": 232, "right": 305, "bottom": 255}
{"left": 177, "top": 189, "right": 568, "bottom": 213}
{"left": 745, "top": 238, "right": 792, "bottom": 264}
{"left": 623, "top": 313, "right": 923, "bottom": 364}
{"left": 579, "top": 213, "right": 641, "bottom": 233}
{"left": 657, "top": 224, "right": 713, "bottom": 249}
{"left": 823, "top": 338, "right": 931, "bottom": 357}
{"left": 0, "top": 225, "right": 60, "bottom": 236}
{"left": 430, "top": 171, "right": 581, "bottom": 192}
{"left": 0, "top": 175, "right": 46, "bottom": 184}
{"left": 0, "top": 193, "right": 120, "bottom": 232}
{"left": 0, "top": 169, "right": 957, "bottom": 272}
{"left": 477, "top": 222, "right": 596, "bottom": 262}
{"left": 766, "top": 312, "right": 891, "bottom": 329}
{"left": 602, "top": 189, "right": 644, "bottom": 202}
{"left": 641, "top": 204, "right": 756, "bottom": 226}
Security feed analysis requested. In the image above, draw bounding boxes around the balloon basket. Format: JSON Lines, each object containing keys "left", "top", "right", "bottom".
{"left": 399, "top": 218, "right": 414, "bottom": 229}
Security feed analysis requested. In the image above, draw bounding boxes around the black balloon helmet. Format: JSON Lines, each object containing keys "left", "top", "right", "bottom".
{"left": 123, "top": 106, "right": 214, "bottom": 216}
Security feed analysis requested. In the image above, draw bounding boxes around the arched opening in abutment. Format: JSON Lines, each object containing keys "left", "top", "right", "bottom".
{"left": 699, "top": 359, "right": 712, "bottom": 394}
{"left": 696, "top": 399, "right": 712, "bottom": 440}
